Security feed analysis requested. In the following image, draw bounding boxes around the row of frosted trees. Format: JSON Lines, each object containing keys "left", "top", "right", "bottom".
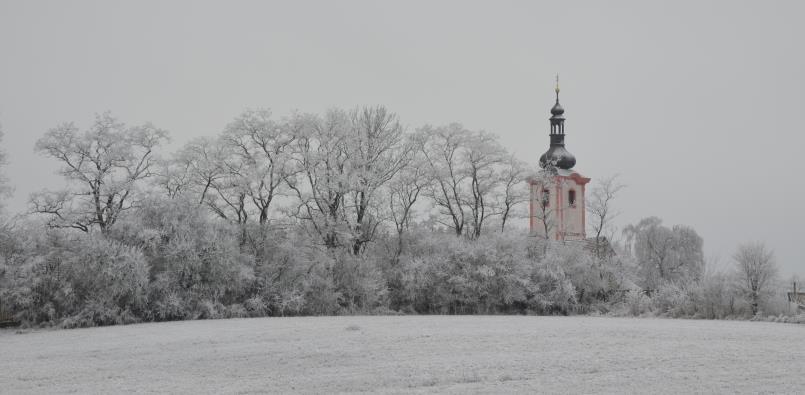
{"left": 30, "top": 108, "right": 529, "bottom": 249}
{"left": 0, "top": 110, "right": 794, "bottom": 327}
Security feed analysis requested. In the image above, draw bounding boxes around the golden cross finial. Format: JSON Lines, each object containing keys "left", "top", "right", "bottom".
{"left": 555, "top": 74, "right": 560, "bottom": 94}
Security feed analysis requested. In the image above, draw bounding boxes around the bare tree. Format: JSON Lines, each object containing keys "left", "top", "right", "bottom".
{"left": 288, "top": 107, "right": 408, "bottom": 253}
{"left": 288, "top": 109, "right": 351, "bottom": 249}
{"left": 387, "top": 144, "right": 429, "bottom": 260}
{"left": 0, "top": 125, "right": 11, "bottom": 212}
{"left": 530, "top": 168, "right": 557, "bottom": 240}
{"left": 178, "top": 137, "right": 228, "bottom": 203}
{"left": 155, "top": 157, "right": 192, "bottom": 200}
{"left": 419, "top": 125, "right": 525, "bottom": 238}
{"left": 418, "top": 124, "right": 469, "bottom": 236}
{"left": 733, "top": 241, "right": 778, "bottom": 315}
{"left": 587, "top": 174, "right": 625, "bottom": 256}
{"left": 498, "top": 154, "right": 529, "bottom": 232}
{"left": 463, "top": 131, "right": 506, "bottom": 238}
{"left": 587, "top": 175, "right": 625, "bottom": 242}
{"left": 222, "top": 109, "right": 298, "bottom": 225}
{"left": 207, "top": 156, "right": 249, "bottom": 226}
{"left": 30, "top": 112, "right": 168, "bottom": 233}
{"left": 166, "top": 136, "right": 252, "bottom": 227}
{"left": 345, "top": 106, "right": 410, "bottom": 253}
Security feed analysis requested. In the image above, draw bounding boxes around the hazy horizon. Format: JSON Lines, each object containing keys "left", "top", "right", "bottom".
{"left": 1, "top": 0, "right": 803, "bottom": 276}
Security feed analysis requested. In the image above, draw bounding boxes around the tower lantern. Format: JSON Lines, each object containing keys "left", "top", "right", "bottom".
{"left": 529, "top": 76, "right": 590, "bottom": 241}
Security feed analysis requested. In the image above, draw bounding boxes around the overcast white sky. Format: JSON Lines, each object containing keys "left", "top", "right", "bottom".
{"left": 0, "top": 1, "right": 803, "bottom": 276}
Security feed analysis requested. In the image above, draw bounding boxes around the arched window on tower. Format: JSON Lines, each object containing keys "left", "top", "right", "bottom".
{"left": 568, "top": 189, "right": 576, "bottom": 207}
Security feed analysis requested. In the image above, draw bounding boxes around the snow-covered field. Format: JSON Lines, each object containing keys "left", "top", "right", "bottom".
{"left": 1, "top": 316, "right": 803, "bottom": 394}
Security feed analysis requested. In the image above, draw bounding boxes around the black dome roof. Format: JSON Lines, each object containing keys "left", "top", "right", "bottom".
{"left": 550, "top": 101, "right": 564, "bottom": 116}
{"left": 539, "top": 145, "right": 576, "bottom": 170}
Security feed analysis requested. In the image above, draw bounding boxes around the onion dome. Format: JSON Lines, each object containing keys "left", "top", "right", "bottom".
{"left": 539, "top": 144, "right": 576, "bottom": 170}
{"left": 550, "top": 101, "right": 564, "bottom": 116}
{"left": 539, "top": 75, "right": 576, "bottom": 170}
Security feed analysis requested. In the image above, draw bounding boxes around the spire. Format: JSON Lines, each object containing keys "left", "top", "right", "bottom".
{"left": 550, "top": 74, "right": 565, "bottom": 121}
{"left": 555, "top": 74, "right": 560, "bottom": 101}
{"left": 540, "top": 75, "right": 576, "bottom": 170}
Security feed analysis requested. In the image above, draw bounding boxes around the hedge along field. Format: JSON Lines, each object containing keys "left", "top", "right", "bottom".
{"left": 0, "top": 206, "right": 797, "bottom": 328}
{"left": 2, "top": 316, "right": 804, "bottom": 394}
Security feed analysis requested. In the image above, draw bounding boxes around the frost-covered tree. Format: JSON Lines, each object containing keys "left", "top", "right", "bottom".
{"left": 222, "top": 109, "right": 299, "bottom": 225}
{"left": 463, "top": 131, "right": 507, "bottom": 238}
{"left": 163, "top": 136, "right": 258, "bottom": 228}
{"left": 155, "top": 156, "right": 192, "bottom": 200}
{"left": 30, "top": 113, "right": 168, "bottom": 233}
{"left": 587, "top": 175, "right": 625, "bottom": 245}
{"left": 344, "top": 107, "right": 410, "bottom": 253}
{"left": 288, "top": 109, "right": 351, "bottom": 249}
{"left": 173, "top": 137, "right": 251, "bottom": 224}
{"left": 289, "top": 106, "right": 409, "bottom": 253}
{"left": 530, "top": 168, "right": 557, "bottom": 241}
{"left": 418, "top": 124, "right": 516, "bottom": 238}
{"left": 623, "top": 217, "right": 704, "bottom": 289}
{"left": 0, "top": 125, "right": 11, "bottom": 211}
{"left": 733, "top": 241, "right": 778, "bottom": 315}
{"left": 386, "top": 141, "right": 430, "bottom": 260}
{"left": 181, "top": 137, "right": 228, "bottom": 205}
{"left": 498, "top": 154, "right": 529, "bottom": 232}
{"left": 418, "top": 124, "right": 470, "bottom": 236}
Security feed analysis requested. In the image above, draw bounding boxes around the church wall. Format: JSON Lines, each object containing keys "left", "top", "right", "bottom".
{"left": 529, "top": 173, "right": 589, "bottom": 241}
{"left": 557, "top": 176, "right": 586, "bottom": 241}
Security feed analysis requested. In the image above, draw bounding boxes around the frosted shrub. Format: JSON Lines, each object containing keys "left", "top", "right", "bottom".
{"left": 240, "top": 226, "right": 386, "bottom": 316}
{"left": 197, "top": 300, "right": 226, "bottom": 319}
{"left": 227, "top": 304, "right": 248, "bottom": 318}
{"left": 61, "top": 298, "right": 139, "bottom": 329}
{"left": 393, "top": 254, "right": 451, "bottom": 313}
{"left": 117, "top": 197, "right": 255, "bottom": 320}
{"left": 275, "top": 289, "right": 305, "bottom": 316}
{"left": 688, "top": 271, "right": 737, "bottom": 319}
{"left": 437, "top": 234, "right": 531, "bottom": 314}
{"left": 331, "top": 252, "right": 389, "bottom": 313}
{"left": 529, "top": 268, "right": 577, "bottom": 315}
{"left": 787, "top": 314, "right": 805, "bottom": 324}
{"left": 652, "top": 283, "right": 692, "bottom": 318}
{"left": 397, "top": 234, "right": 471, "bottom": 313}
{"left": 547, "top": 244, "right": 594, "bottom": 293}
{"left": 618, "top": 289, "right": 652, "bottom": 316}
{"left": 150, "top": 287, "right": 188, "bottom": 321}
{"left": 528, "top": 257, "right": 577, "bottom": 314}
{"left": 395, "top": 232, "right": 558, "bottom": 314}
{"left": 301, "top": 268, "right": 342, "bottom": 315}
{"left": 245, "top": 295, "right": 268, "bottom": 317}
{"left": 243, "top": 229, "right": 316, "bottom": 316}
{"left": 533, "top": 242, "right": 583, "bottom": 314}
{"left": 6, "top": 231, "right": 149, "bottom": 327}
{"left": 196, "top": 299, "right": 250, "bottom": 320}
{"left": 759, "top": 289, "right": 795, "bottom": 317}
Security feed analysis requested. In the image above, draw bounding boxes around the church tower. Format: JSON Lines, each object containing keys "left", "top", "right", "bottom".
{"left": 529, "top": 77, "right": 590, "bottom": 241}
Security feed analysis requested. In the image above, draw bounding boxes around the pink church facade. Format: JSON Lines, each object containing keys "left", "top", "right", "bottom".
{"left": 529, "top": 169, "right": 590, "bottom": 241}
